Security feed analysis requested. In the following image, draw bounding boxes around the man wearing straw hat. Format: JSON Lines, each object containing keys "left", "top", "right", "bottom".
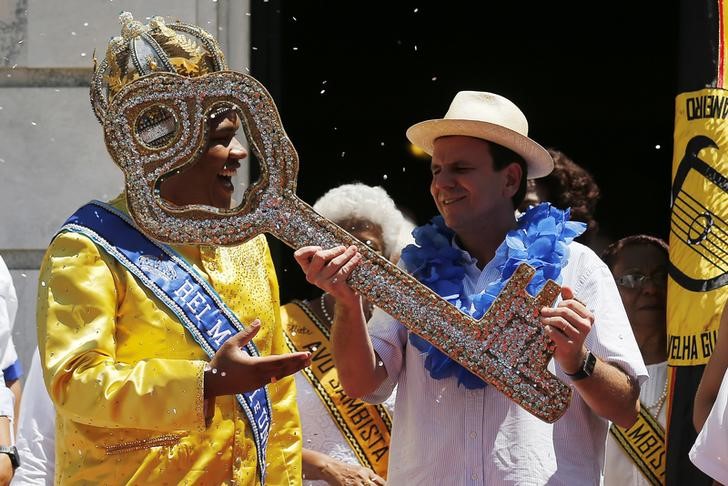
{"left": 294, "top": 91, "right": 647, "bottom": 484}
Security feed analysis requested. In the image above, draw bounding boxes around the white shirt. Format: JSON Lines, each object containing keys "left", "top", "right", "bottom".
{"left": 366, "top": 241, "right": 648, "bottom": 485}
{"left": 604, "top": 361, "right": 668, "bottom": 486}
{"left": 0, "top": 257, "right": 16, "bottom": 421}
{"left": 689, "top": 367, "right": 728, "bottom": 484}
{"left": 295, "top": 373, "right": 396, "bottom": 485}
{"left": 13, "top": 348, "right": 55, "bottom": 485}
{"left": 0, "top": 257, "right": 18, "bottom": 373}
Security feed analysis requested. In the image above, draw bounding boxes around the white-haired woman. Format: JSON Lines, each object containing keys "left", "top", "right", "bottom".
{"left": 281, "top": 183, "right": 413, "bottom": 486}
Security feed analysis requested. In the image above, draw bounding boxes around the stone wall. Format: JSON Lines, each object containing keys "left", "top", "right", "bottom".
{"left": 0, "top": 0, "right": 250, "bottom": 380}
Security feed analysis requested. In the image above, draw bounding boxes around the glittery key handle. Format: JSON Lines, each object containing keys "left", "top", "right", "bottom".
{"left": 104, "top": 71, "right": 571, "bottom": 423}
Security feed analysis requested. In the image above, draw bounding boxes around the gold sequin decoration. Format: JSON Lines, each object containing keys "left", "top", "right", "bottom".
{"left": 103, "top": 433, "right": 186, "bottom": 455}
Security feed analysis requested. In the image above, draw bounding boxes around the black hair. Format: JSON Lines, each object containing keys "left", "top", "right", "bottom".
{"left": 600, "top": 234, "right": 669, "bottom": 271}
{"left": 489, "top": 142, "right": 528, "bottom": 208}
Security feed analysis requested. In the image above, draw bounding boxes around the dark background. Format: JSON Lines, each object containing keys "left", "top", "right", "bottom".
{"left": 250, "top": 1, "right": 679, "bottom": 303}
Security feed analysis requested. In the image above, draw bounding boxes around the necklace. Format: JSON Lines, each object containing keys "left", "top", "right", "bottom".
{"left": 400, "top": 203, "right": 586, "bottom": 389}
{"left": 319, "top": 293, "right": 334, "bottom": 325}
{"left": 645, "top": 377, "right": 669, "bottom": 418}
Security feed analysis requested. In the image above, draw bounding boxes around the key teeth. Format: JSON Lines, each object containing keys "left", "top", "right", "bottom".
{"left": 464, "top": 263, "right": 570, "bottom": 421}
{"left": 535, "top": 280, "right": 561, "bottom": 309}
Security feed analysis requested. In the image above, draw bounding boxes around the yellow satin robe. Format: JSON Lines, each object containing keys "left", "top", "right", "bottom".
{"left": 37, "top": 195, "right": 302, "bottom": 485}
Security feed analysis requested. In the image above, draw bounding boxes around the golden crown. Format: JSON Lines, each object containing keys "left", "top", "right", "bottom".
{"left": 90, "top": 12, "right": 227, "bottom": 124}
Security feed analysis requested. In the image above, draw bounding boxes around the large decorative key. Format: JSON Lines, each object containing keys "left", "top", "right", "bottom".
{"left": 102, "top": 71, "right": 572, "bottom": 423}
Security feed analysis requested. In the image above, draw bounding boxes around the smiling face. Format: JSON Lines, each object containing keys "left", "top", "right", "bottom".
{"left": 612, "top": 243, "right": 668, "bottom": 340}
{"left": 430, "top": 136, "right": 517, "bottom": 233}
{"left": 159, "top": 111, "right": 247, "bottom": 210}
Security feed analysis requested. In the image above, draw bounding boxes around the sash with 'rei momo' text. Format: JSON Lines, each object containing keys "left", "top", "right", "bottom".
{"left": 59, "top": 200, "right": 272, "bottom": 484}
{"left": 282, "top": 300, "right": 392, "bottom": 478}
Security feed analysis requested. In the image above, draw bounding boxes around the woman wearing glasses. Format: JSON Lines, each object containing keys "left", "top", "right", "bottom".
{"left": 601, "top": 235, "right": 669, "bottom": 486}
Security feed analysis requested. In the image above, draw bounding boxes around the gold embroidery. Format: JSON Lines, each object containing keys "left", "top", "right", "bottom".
{"left": 103, "top": 432, "right": 186, "bottom": 455}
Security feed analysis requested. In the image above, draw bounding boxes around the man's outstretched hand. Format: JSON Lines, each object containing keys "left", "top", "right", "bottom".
{"left": 204, "top": 320, "right": 311, "bottom": 398}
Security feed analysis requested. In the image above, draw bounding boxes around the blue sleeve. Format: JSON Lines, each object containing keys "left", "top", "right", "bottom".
{"left": 3, "top": 359, "right": 23, "bottom": 381}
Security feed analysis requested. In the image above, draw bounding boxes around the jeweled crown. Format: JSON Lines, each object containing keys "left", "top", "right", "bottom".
{"left": 90, "top": 11, "right": 227, "bottom": 124}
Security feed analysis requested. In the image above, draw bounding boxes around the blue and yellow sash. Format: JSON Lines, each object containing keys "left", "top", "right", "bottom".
{"left": 60, "top": 201, "right": 272, "bottom": 483}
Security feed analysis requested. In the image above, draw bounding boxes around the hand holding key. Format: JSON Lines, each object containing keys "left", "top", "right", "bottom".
{"left": 294, "top": 245, "right": 363, "bottom": 306}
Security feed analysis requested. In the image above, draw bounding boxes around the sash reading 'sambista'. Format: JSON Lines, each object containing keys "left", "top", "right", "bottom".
{"left": 282, "top": 301, "right": 392, "bottom": 478}
{"left": 609, "top": 405, "right": 666, "bottom": 486}
{"left": 59, "top": 200, "right": 273, "bottom": 484}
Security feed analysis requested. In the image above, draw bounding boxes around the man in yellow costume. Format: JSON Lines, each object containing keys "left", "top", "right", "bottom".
{"left": 37, "top": 12, "right": 311, "bottom": 485}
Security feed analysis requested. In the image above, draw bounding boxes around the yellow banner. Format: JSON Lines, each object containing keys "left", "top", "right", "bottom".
{"left": 610, "top": 405, "right": 666, "bottom": 486}
{"left": 281, "top": 301, "right": 392, "bottom": 478}
{"left": 667, "top": 89, "right": 728, "bottom": 366}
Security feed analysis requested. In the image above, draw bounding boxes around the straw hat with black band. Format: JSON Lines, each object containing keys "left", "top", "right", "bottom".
{"left": 406, "top": 91, "right": 554, "bottom": 179}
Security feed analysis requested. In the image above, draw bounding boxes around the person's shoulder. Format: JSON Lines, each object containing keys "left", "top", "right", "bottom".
{"left": 45, "top": 229, "right": 106, "bottom": 262}
{"left": 0, "top": 256, "right": 9, "bottom": 280}
{"left": 566, "top": 240, "right": 606, "bottom": 268}
{"left": 107, "top": 192, "right": 128, "bottom": 212}
{"left": 562, "top": 240, "right": 611, "bottom": 286}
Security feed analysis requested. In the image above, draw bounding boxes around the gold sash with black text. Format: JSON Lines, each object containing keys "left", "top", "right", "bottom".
{"left": 609, "top": 404, "right": 665, "bottom": 486}
{"left": 281, "top": 300, "right": 392, "bottom": 478}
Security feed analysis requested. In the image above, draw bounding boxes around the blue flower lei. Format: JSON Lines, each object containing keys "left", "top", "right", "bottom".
{"left": 400, "top": 202, "right": 587, "bottom": 389}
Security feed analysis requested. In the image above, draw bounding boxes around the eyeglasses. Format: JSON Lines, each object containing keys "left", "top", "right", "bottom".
{"left": 615, "top": 271, "right": 668, "bottom": 289}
